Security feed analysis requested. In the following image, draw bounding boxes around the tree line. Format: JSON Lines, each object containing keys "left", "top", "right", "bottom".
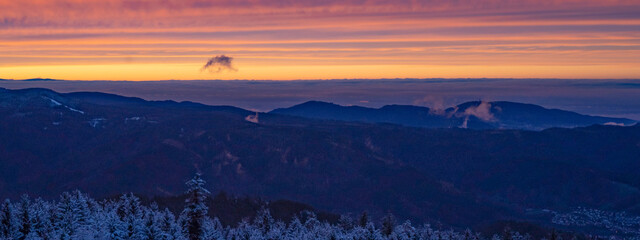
{"left": 1, "top": 175, "right": 557, "bottom": 240}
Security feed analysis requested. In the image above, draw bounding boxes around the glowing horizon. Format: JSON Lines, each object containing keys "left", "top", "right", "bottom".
{"left": 1, "top": 0, "right": 639, "bottom": 80}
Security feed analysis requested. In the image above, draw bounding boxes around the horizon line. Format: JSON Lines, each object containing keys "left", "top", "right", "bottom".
{"left": 3, "top": 77, "right": 640, "bottom": 82}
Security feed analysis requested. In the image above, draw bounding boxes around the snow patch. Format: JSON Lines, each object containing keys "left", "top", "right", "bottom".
{"left": 604, "top": 122, "right": 625, "bottom": 126}
{"left": 43, "top": 96, "right": 85, "bottom": 114}
{"left": 88, "top": 118, "right": 105, "bottom": 128}
{"left": 45, "top": 97, "right": 62, "bottom": 106}
{"left": 65, "top": 106, "right": 85, "bottom": 114}
{"left": 125, "top": 117, "right": 142, "bottom": 123}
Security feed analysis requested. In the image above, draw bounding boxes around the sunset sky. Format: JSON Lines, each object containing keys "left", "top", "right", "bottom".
{"left": 1, "top": 0, "right": 639, "bottom": 80}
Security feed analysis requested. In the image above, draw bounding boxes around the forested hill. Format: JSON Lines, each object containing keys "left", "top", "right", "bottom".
{"left": 1, "top": 87, "right": 639, "bottom": 238}
{"left": 270, "top": 100, "right": 636, "bottom": 130}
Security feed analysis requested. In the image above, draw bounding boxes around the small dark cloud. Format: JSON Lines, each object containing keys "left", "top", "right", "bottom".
{"left": 201, "top": 55, "right": 237, "bottom": 73}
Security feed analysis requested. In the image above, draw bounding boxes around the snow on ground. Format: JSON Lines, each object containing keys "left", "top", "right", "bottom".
{"left": 65, "top": 106, "right": 85, "bottom": 114}
{"left": 88, "top": 118, "right": 106, "bottom": 128}
{"left": 44, "top": 97, "right": 62, "bottom": 106}
{"left": 43, "top": 96, "right": 85, "bottom": 114}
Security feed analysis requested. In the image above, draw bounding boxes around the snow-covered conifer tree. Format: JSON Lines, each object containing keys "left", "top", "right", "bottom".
{"left": 29, "top": 198, "right": 56, "bottom": 240}
{"left": 180, "top": 174, "right": 210, "bottom": 240}
{"left": 142, "top": 203, "right": 163, "bottom": 240}
{"left": 202, "top": 217, "right": 225, "bottom": 240}
{"left": 115, "top": 193, "right": 146, "bottom": 240}
{"left": 381, "top": 212, "right": 396, "bottom": 237}
{"left": 159, "top": 208, "right": 184, "bottom": 240}
{"left": 17, "top": 195, "right": 32, "bottom": 240}
{"left": 358, "top": 211, "right": 370, "bottom": 228}
{"left": 0, "top": 199, "right": 22, "bottom": 239}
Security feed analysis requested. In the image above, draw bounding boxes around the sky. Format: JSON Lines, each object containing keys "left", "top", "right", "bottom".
{"left": 1, "top": 0, "right": 640, "bottom": 80}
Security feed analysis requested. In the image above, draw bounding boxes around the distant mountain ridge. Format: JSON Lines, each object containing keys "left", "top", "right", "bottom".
{"left": 271, "top": 100, "right": 636, "bottom": 130}
{"left": 0, "top": 78, "right": 61, "bottom": 81}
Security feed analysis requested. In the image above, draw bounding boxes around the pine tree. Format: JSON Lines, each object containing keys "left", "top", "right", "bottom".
{"left": 502, "top": 226, "right": 513, "bottom": 240}
{"left": 105, "top": 202, "right": 127, "bottom": 240}
{"left": 550, "top": 229, "right": 559, "bottom": 240}
{"left": 381, "top": 212, "right": 396, "bottom": 237}
{"left": 358, "top": 211, "right": 369, "bottom": 228}
{"left": 144, "top": 203, "right": 162, "bottom": 240}
{"left": 301, "top": 210, "right": 319, "bottom": 230}
{"left": 159, "top": 208, "right": 183, "bottom": 240}
{"left": 391, "top": 220, "right": 417, "bottom": 240}
{"left": 17, "top": 195, "right": 32, "bottom": 240}
{"left": 253, "top": 208, "right": 274, "bottom": 234}
{"left": 30, "top": 198, "right": 56, "bottom": 240}
{"left": 180, "top": 174, "right": 210, "bottom": 240}
{"left": 463, "top": 229, "right": 473, "bottom": 240}
{"left": 285, "top": 217, "right": 306, "bottom": 239}
{"left": 338, "top": 214, "right": 354, "bottom": 231}
{"left": 116, "top": 193, "right": 146, "bottom": 240}
{"left": 56, "top": 192, "right": 78, "bottom": 239}
{"left": 1, "top": 199, "right": 22, "bottom": 239}
{"left": 363, "top": 222, "right": 382, "bottom": 240}
{"left": 202, "top": 217, "right": 225, "bottom": 240}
